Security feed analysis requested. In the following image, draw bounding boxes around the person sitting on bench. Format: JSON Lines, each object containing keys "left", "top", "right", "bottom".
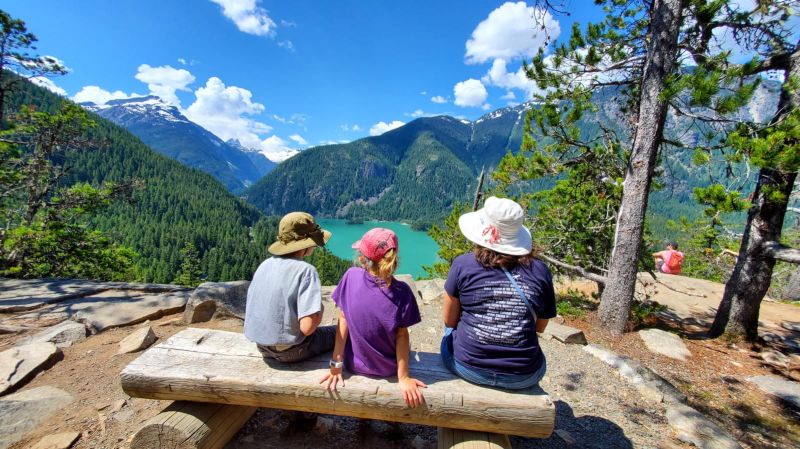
{"left": 320, "top": 228, "right": 426, "bottom": 408}
{"left": 244, "top": 212, "right": 335, "bottom": 363}
{"left": 441, "top": 197, "right": 556, "bottom": 390}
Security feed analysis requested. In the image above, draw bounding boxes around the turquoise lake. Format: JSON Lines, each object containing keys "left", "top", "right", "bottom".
{"left": 316, "top": 219, "right": 440, "bottom": 279}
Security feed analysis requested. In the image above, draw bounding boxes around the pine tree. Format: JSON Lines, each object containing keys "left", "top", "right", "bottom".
{"left": 0, "top": 9, "right": 67, "bottom": 123}
{"left": 173, "top": 241, "right": 203, "bottom": 287}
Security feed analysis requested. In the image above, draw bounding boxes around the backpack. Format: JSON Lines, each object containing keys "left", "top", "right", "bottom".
{"left": 667, "top": 251, "right": 683, "bottom": 273}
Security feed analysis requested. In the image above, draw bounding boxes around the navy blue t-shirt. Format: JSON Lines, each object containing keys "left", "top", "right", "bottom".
{"left": 444, "top": 253, "right": 557, "bottom": 374}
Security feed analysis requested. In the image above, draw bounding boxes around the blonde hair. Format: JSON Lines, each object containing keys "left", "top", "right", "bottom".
{"left": 359, "top": 248, "right": 398, "bottom": 287}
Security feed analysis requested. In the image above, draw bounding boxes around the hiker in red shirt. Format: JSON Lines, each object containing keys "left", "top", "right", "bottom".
{"left": 653, "top": 241, "right": 684, "bottom": 274}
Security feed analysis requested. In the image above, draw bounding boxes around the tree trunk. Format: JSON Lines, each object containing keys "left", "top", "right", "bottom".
{"left": 598, "top": 0, "right": 684, "bottom": 335}
{"left": 709, "top": 41, "right": 800, "bottom": 340}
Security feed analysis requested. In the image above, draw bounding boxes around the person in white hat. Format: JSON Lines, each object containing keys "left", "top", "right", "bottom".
{"left": 440, "top": 196, "right": 556, "bottom": 389}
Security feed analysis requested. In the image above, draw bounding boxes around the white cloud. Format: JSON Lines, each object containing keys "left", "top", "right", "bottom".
{"left": 278, "top": 40, "right": 295, "bottom": 51}
{"left": 31, "top": 76, "right": 66, "bottom": 96}
{"left": 465, "top": 2, "right": 560, "bottom": 65}
{"left": 482, "top": 58, "right": 540, "bottom": 99}
{"left": 209, "top": 0, "right": 276, "bottom": 36}
{"left": 501, "top": 90, "right": 516, "bottom": 101}
{"left": 342, "top": 124, "right": 362, "bottom": 132}
{"left": 406, "top": 109, "right": 438, "bottom": 118}
{"left": 369, "top": 120, "right": 405, "bottom": 136}
{"left": 184, "top": 77, "right": 272, "bottom": 150}
{"left": 280, "top": 19, "right": 296, "bottom": 28}
{"left": 289, "top": 134, "right": 307, "bottom": 145}
{"left": 134, "top": 64, "right": 195, "bottom": 106}
{"left": 419, "top": 91, "right": 427, "bottom": 95}
{"left": 351, "top": 124, "right": 361, "bottom": 131}
{"left": 453, "top": 78, "right": 488, "bottom": 107}
{"left": 178, "top": 58, "right": 187, "bottom": 65}
{"left": 482, "top": 103, "right": 492, "bottom": 111}
{"left": 431, "top": 95, "right": 447, "bottom": 104}
{"left": 73, "top": 86, "right": 137, "bottom": 104}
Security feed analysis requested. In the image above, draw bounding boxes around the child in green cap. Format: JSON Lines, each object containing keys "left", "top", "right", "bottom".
{"left": 244, "top": 212, "right": 335, "bottom": 362}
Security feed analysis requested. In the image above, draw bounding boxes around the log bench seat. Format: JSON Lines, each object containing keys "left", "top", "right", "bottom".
{"left": 120, "top": 328, "right": 555, "bottom": 448}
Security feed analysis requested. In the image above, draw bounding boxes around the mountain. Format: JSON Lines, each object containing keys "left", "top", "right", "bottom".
{"left": 226, "top": 138, "right": 281, "bottom": 175}
{"left": 245, "top": 80, "right": 782, "bottom": 228}
{"left": 83, "top": 96, "right": 276, "bottom": 192}
{"left": 7, "top": 74, "right": 348, "bottom": 284}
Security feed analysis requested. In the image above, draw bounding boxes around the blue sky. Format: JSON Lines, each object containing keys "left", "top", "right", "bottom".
{"left": 3, "top": 1, "right": 775, "bottom": 155}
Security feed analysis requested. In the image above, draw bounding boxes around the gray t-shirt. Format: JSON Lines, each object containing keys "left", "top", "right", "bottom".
{"left": 244, "top": 256, "right": 322, "bottom": 346}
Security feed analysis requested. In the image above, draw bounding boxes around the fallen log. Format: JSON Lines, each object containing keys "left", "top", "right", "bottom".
{"left": 120, "top": 328, "right": 555, "bottom": 438}
{"left": 437, "top": 427, "right": 511, "bottom": 449}
{"left": 130, "top": 401, "right": 256, "bottom": 449}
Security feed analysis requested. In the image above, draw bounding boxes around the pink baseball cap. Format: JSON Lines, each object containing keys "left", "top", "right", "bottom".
{"left": 352, "top": 228, "right": 398, "bottom": 262}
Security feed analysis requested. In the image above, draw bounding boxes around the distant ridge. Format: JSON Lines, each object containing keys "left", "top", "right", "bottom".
{"left": 83, "top": 96, "right": 277, "bottom": 193}
{"left": 244, "top": 81, "right": 780, "bottom": 228}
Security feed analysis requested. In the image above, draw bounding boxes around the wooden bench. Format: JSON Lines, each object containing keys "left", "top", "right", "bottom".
{"left": 120, "top": 328, "right": 555, "bottom": 448}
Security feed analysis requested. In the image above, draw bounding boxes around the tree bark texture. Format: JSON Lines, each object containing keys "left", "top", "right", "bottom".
{"left": 598, "top": 0, "right": 684, "bottom": 335}
{"left": 709, "top": 41, "right": 800, "bottom": 340}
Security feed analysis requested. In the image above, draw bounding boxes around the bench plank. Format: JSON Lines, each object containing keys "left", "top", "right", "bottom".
{"left": 120, "top": 328, "right": 554, "bottom": 438}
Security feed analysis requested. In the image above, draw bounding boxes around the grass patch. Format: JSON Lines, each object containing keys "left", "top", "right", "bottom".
{"left": 628, "top": 300, "right": 668, "bottom": 329}
{"left": 556, "top": 288, "right": 597, "bottom": 318}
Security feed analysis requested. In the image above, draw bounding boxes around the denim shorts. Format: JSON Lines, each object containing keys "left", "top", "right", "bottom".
{"left": 257, "top": 325, "right": 336, "bottom": 363}
{"left": 440, "top": 327, "right": 546, "bottom": 390}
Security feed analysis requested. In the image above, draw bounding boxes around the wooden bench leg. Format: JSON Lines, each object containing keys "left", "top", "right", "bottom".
{"left": 130, "top": 401, "right": 257, "bottom": 449}
{"left": 437, "top": 427, "right": 512, "bottom": 449}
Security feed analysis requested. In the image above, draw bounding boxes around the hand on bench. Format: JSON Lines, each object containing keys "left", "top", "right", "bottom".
{"left": 320, "top": 367, "right": 428, "bottom": 408}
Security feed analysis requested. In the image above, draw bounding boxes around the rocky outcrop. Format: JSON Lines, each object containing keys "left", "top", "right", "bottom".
{"left": 416, "top": 279, "right": 446, "bottom": 304}
{"left": 183, "top": 281, "right": 250, "bottom": 323}
{"left": 747, "top": 375, "right": 800, "bottom": 409}
{"left": 15, "top": 321, "right": 87, "bottom": 348}
{"left": 667, "top": 404, "right": 743, "bottom": 449}
{"left": 0, "top": 343, "right": 61, "bottom": 395}
{"left": 583, "top": 344, "right": 686, "bottom": 404}
{"left": 0, "top": 386, "right": 74, "bottom": 449}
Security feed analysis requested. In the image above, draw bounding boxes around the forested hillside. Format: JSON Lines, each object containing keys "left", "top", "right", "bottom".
{"left": 6, "top": 75, "right": 349, "bottom": 284}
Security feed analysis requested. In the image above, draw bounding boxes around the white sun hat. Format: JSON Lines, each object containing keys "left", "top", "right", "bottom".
{"left": 458, "top": 196, "right": 532, "bottom": 256}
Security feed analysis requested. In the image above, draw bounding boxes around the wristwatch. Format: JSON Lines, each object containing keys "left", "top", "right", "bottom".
{"left": 329, "top": 359, "right": 344, "bottom": 369}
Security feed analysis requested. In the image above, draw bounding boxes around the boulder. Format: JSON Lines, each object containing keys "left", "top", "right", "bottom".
{"left": 784, "top": 267, "right": 800, "bottom": 301}
{"left": 0, "top": 342, "right": 61, "bottom": 395}
{"left": 15, "top": 321, "right": 87, "bottom": 348}
{"left": 747, "top": 375, "right": 800, "bottom": 409}
{"left": 542, "top": 323, "right": 587, "bottom": 345}
{"left": 667, "top": 403, "right": 742, "bottom": 449}
{"left": 638, "top": 329, "right": 691, "bottom": 361}
{"left": 760, "top": 349, "right": 790, "bottom": 368}
{"left": 0, "top": 386, "right": 74, "bottom": 449}
{"left": 395, "top": 274, "right": 422, "bottom": 304}
{"left": 416, "top": 278, "right": 446, "bottom": 304}
{"left": 31, "top": 432, "right": 80, "bottom": 449}
{"left": 118, "top": 326, "right": 157, "bottom": 354}
{"left": 183, "top": 281, "right": 250, "bottom": 323}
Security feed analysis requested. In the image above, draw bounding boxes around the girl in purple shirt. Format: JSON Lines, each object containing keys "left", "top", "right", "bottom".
{"left": 320, "top": 228, "right": 426, "bottom": 408}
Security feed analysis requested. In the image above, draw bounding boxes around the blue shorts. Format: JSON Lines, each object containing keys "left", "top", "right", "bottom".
{"left": 440, "top": 327, "right": 546, "bottom": 390}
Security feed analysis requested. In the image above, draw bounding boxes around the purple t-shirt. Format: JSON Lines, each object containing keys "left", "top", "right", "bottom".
{"left": 332, "top": 267, "right": 421, "bottom": 377}
{"left": 445, "top": 253, "right": 557, "bottom": 375}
